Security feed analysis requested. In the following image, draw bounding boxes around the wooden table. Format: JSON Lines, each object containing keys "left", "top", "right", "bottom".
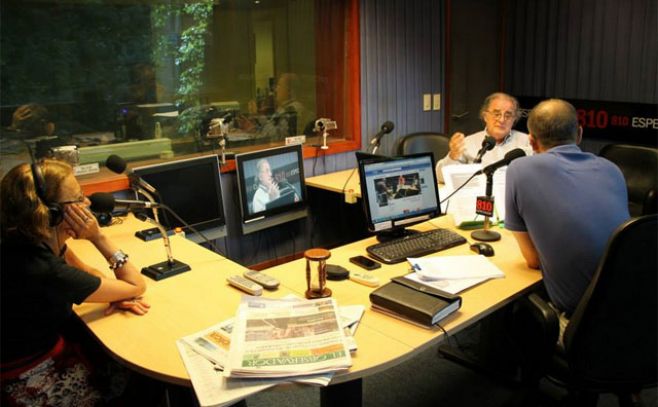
{"left": 70, "top": 212, "right": 540, "bottom": 403}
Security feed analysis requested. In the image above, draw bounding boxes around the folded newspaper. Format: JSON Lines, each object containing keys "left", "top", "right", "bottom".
{"left": 225, "top": 296, "right": 353, "bottom": 378}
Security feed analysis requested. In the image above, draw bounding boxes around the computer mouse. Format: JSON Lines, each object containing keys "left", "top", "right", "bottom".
{"left": 470, "top": 242, "right": 495, "bottom": 257}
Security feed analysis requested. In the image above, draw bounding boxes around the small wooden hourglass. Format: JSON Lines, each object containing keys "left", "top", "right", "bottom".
{"left": 304, "top": 248, "right": 332, "bottom": 299}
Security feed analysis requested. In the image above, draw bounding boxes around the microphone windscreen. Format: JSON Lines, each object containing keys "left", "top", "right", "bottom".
{"left": 381, "top": 121, "right": 395, "bottom": 134}
{"left": 504, "top": 148, "right": 526, "bottom": 163}
{"left": 483, "top": 135, "right": 496, "bottom": 151}
{"left": 89, "top": 192, "right": 116, "bottom": 213}
{"left": 106, "top": 154, "right": 127, "bottom": 174}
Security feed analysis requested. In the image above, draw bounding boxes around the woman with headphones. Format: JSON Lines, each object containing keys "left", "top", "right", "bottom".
{"left": 434, "top": 92, "right": 533, "bottom": 183}
{"left": 1, "top": 159, "right": 150, "bottom": 405}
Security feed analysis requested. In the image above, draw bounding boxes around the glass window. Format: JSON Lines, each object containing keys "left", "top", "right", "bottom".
{"left": 0, "top": 0, "right": 357, "bottom": 177}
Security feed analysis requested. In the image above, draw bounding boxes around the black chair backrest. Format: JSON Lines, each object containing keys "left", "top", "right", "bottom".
{"left": 600, "top": 144, "right": 658, "bottom": 216}
{"left": 396, "top": 132, "right": 450, "bottom": 164}
{"left": 564, "top": 214, "right": 657, "bottom": 390}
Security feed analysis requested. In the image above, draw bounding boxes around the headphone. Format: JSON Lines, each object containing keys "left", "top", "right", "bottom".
{"left": 30, "top": 161, "right": 64, "bottom": 227}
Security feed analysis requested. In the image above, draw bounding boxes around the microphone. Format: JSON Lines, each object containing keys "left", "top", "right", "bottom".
{"left": 105, "top": 154, "right": 157, "bottom": 195}
{"left": 473, "top": 136, "right": 496, "bottom": 164}
{"left": 369, "top": 121, "right": 395, "bottom": 146}
{"left": 106, "top": 154, "right": 127, "bottom": 174}
{"left": 89, "top": 192, "right": 161, "bottom": 213}
{"left": 476, "top": 148, "right": 526, "bottom": 176}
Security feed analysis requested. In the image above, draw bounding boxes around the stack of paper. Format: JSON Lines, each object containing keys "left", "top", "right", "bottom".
{"left": 441, "top": 164, "right": 508, "bottom": 227}
{"left": 406, "top": 255, "right": 505, "bottom": 294}
{"left": 225, "top": 296, "right": 353, "bottom": 378}
{"left": 177, "top": 297, "right": 363, "bottom": 407}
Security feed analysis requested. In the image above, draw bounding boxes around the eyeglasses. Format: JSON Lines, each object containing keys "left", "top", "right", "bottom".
{"left": 57, "top": 194, "right": 86, "bottom": 206}
{"left": 486, "top": 110, "right": 516, "bottom": 121}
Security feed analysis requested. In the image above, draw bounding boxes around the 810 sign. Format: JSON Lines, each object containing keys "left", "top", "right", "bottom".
{"left": 475, "top": 196, "right": 495, "bottom": 217}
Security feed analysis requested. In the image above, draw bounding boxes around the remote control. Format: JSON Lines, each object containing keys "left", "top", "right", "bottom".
{"left": 349, "top": 272, "right": 380, "bottom": 287}
{"left": 243, "top": 270, "right": 280, "bottom": 290}
{"left": 227, "top": 275, "right": 263, "bottom": 296}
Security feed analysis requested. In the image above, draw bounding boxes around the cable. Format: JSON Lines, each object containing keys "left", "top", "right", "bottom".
{"left": 439, "top": 171, "right": 479, "bottom": 205}
{"left": 436, "top": 322, "right": 464, "bottom": 352}
{"left": 158, "top": 203, "right": 223, "bottom": 254}
{"left": 341, "top": 167, "right": 358, "bottom": 195}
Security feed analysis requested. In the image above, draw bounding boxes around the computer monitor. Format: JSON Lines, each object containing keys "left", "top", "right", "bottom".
{"left": 235, "top": 144, "right": 308, "bottom": 234}
{"left": 132, "top": 154, "right": 227, "bottom": 241}
{"left": 358, "top": 152, "right": 442, "bottom": 241}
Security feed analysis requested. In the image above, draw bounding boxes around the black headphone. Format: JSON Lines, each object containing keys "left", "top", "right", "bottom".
{"left": 30, "top": 161, "right": 64, "bottom": 227}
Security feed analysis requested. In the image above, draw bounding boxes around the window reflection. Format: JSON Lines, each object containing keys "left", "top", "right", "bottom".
{"left": 0, "top": 0, "right": 353, "bottom": 177}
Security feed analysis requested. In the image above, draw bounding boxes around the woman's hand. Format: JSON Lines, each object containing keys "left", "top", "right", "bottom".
{"left": 63, "top": 204, "right": 101, "bottom": 241}
{"left": 105, "top": 297, "right": 151, "bottom": 316}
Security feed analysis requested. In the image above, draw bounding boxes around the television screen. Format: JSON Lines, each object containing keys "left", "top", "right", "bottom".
{"left": 358, "top": 152, "right": 442, "bottom": 238}
{"left": 235, "top": 145, "right": 307, "bottom": 231}
{"left": 132, "top": 154, "right": 226, "bottom": 237}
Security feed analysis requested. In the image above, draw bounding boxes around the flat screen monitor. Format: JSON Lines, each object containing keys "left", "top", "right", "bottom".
{"left": 235, "top": 144, "right": 308, "bottom": 234}
{"left": 132, "top": 154, "right": 227, "bottom": 240}
{"left": 358, "top": 152, "right": 442, "bottom": 241}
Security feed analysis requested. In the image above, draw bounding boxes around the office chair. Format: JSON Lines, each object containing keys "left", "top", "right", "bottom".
{"left": 514, "top": 214, "right": 658, "bottom": 406}
{"left": 599, "top": 144, "right": 658, "bottom": 217}
{"left": 395, "top": 132, "right": 450, "bottom": 163}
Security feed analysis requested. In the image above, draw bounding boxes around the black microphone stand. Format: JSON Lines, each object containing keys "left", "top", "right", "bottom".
{"left": 137, "top": 213, "right": 191, "bottom": 280}
{"left": 470, "top": 171, "right": 501, "bottom": 242}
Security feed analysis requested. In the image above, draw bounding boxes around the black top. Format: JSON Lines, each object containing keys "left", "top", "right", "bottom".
{"left": 1, "top": 238, "right": 101, "bottom": 363}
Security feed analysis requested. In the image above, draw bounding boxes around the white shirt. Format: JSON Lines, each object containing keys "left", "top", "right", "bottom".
{"left": 435, "top": 129, "right": 532, "bottom": 183}
{"left": 252, "top": 184, "right": 280, "bottom": 213}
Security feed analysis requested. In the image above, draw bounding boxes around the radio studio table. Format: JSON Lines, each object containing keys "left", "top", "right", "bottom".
{"left": 70, "top": 209, "right": 541, "bottom": 406}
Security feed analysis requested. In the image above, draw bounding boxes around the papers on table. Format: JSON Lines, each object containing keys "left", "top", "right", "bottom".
{"left": 226, "top": 296, "right": 352, "bottom": 378}
{"left": 178, "top": 297, "right": 363, "bottom": 406}
{"left": 406, "top": 255, "right": 505, "bottom": 294}
{"left": 441, "top": 164, "right": 508, "bottom": 227}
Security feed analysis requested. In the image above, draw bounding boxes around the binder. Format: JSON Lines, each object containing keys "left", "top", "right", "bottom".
{"left": 369, "top": 276, "right": 462, "bottom": 327}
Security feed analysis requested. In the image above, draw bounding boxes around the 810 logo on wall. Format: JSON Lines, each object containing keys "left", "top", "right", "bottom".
{"left": 516, "top": 97, "right": 657, "bottom": 146}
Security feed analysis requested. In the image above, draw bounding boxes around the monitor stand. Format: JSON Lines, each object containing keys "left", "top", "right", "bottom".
{"left": 375, "top": 227, "right": 419, "bottom": 243}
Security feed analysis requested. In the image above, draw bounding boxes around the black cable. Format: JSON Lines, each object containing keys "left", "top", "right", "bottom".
{"left": 158, "top": 203, "right": 223, "bottom": 254}
{"left": 436, "top": 322, "right": 465, "bottom": 353}
{"left": 312, "top": 146, "right": 321, "bottom": 176}
{"left": 439, "top": 171, "right": 479, "bottom": 205}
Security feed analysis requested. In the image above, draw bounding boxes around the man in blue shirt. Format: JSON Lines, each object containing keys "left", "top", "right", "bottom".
{"left": 505, "top": 99, "right": 629, "bottom": 318}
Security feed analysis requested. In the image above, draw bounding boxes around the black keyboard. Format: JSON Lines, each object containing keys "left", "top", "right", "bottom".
{"left": 366, "top": 228, "right": 468, "bottom": 264}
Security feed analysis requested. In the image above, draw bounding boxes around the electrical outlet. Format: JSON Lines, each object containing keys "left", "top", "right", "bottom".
{"left": 433, "top": 93, "right": 441, "bottom": 111}
{"left": 423, "top": 94, "right": 431, "bottom": 111}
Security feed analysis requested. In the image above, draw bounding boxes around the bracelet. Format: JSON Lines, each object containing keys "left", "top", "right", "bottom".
{"left": 108, "top": 250, "right": 129, "bottom": 271}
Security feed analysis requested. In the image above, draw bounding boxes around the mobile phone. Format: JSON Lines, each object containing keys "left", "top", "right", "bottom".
{"left": 349, "top": 255, "right": 381, "bottom": 270}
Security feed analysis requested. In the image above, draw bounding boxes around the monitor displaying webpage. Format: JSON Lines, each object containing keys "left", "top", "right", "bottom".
{"left": 362, "top": 155, "right": 439, "bottom": 229}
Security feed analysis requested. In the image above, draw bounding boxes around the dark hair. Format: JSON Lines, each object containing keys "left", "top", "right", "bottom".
{"left": 527, "top": 99, "right": 579, "bottom": 148}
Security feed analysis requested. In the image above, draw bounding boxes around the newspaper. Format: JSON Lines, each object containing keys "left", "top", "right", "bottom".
{"left": 176, "top": 340, "right": 332, "bottom": 407}
{"left": 441, "top": 164, "right": 508, "bottom": 226}
{"left": 182, "top": 304, "right": 363, "bottom": 368}
{"left": 225, "top": 296, "right": 352, "bottom": 378}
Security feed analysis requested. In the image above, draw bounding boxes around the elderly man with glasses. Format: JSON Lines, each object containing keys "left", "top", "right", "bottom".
{"left": 435, "top": 92, "right": 533, "bottom": 182}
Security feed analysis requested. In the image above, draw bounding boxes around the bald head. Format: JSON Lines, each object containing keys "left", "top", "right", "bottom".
{"left": 527, "top": 99, "right": 580, "bottom": 149}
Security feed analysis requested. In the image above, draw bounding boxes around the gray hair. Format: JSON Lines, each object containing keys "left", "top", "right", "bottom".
{"left": 479, "top": 92, "right": 520, "bottom": 122}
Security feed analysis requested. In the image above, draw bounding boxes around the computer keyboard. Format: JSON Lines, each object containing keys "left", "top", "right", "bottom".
{"left": 366, "top": 228, "right": 468, "bottom": 264}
